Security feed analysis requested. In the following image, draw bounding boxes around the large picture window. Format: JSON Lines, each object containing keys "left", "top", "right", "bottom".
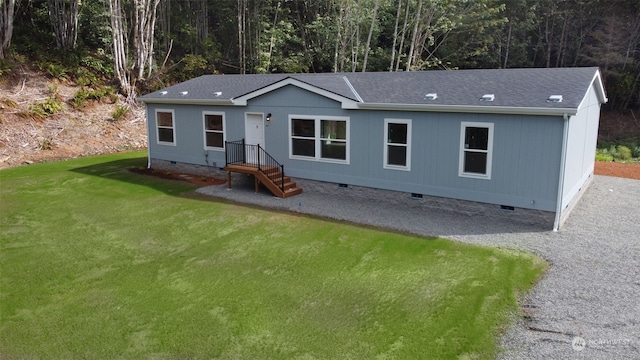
{"left": 290, "top": 115, "right": 349, "bottom": 163}
{"left": 459, "top": 122, "right": 493, "bottom": 179}
{"left": 156, "top": 109, "right": 175, "bottom": 145}
{"left": 203, "top": 112, "right": 225, "bottom": 150}
{"left": 384, "top": 119, "right": 411, "bottom": 170}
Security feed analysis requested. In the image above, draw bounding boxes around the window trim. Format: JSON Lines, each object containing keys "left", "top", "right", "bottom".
{"left": 202, "top": 111, "right": 226, "bottom": 151}
{"left": 458, "top": 121, "right": 494, "bottom": 180}
{"left": 155, "top": 109, "right": 176, "bottom": 146}
{"left": 383, "top": 118, "right": 412, "bottom": 171}
{"left": 288, "top": 115, "right": 350, "bottom": 164}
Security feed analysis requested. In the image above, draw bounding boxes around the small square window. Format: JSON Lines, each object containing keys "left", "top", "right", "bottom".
{"left": 156, "top": 110, "right": 175, "bottom": 145}
{"left": 459, "top": 122, "right": 493, "bottom": 179}
{"left": 384, "top": 119, "right": 411, "bottom": 171}
{"left": 203, "top": 112, "right": 225, "bottom": 150}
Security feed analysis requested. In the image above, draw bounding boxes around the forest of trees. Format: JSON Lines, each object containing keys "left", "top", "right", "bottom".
{"left": 1, "top": 0, "right": 638, "bottom": 111}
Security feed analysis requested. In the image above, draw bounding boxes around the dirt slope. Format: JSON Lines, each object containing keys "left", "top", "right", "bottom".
{"left": 0, "top": 70, "right": 147, "bottom": 169}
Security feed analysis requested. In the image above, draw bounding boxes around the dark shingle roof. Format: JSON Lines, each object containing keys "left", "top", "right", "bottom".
{"left": 140, "top": 67, "right": 605, "bottom": 113}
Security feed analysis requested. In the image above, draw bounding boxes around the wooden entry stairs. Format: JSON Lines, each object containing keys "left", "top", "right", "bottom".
{"left": 224, "top": 139, "right": 302, "bottom": 198}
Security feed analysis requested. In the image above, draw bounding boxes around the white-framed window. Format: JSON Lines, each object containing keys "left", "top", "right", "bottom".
{"left": 289, "top": 115, "right": 349, "bottom": 164}
{"left": 384, "top": 118, "right": 411, "bottom": 171}
{"left": 156, "top": 109, "right": 175, "bottom": 145}
{"left": 203, "top": 111, "right": 225, "bottom": 150}
{"left": 459, "top": 122, "right": 494, "bottom": 179}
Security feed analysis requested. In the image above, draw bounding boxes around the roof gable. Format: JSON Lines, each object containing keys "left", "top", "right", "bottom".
{"left": 232, "top": 77, "right": 360, "bottom": 106}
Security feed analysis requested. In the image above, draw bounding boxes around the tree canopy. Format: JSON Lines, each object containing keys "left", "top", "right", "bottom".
{"left": 2, "top": 0, "right": 639, "bottom": 111}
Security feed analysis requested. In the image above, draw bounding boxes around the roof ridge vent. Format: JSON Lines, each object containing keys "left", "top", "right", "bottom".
{"left": 424, "top": 93, "right": 438, "bottom": 100}
{"left": 480, "top": 94, "right": 495, "bottom": 102}
{"left": 547, "top": 95, "right": 563, "bottom": 103}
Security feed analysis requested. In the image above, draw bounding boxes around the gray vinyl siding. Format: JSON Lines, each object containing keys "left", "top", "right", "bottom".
{"left": 147, "top": 85, "right": 566, "bottom": 211}
{"left": 146, "top": 104, "right": 247, "bottom": 168}
{"left": 561, "top": 84, "right": 601, "bottom": 208}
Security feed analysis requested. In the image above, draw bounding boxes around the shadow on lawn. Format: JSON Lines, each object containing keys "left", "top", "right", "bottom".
{"left": 69, "top": 156, "right": 226, "bottom": 197}
{"left": 71, "top": 156, "right": 551, "bottom": 237}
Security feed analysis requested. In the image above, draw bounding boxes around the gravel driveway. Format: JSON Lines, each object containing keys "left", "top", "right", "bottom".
{"left": 197, "top": 175, "right": 640, "bottom": 359}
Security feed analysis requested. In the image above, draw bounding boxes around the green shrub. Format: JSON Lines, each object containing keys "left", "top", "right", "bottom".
{"left": 74, "top": 67, "right": 99, "bottom": 87}
{"left": 72, "top": 86, "right": 116, "bottom": 108}
{"left": 2, "top": 98, "right": 17, "bottom": 108}
{"left": 617, "top": 145, "right": 632, "bottom": 160}
{"left": 595, "top": 149, "right": 614, "bottom": 162}
{"left": 30, "top": 97, "right": 63, "bottom": 118}
{"left": 47, "top": 82, "right": 59, "bottom": 95}
{"left": 72, "top": 89, "right": 88, "bottom": 108}
{"left": 39, "top": 137, "right": 53, "bottom": 150}
{"left": 46, "top": 64, "right": 68, "bottom": 81}
{"left": 111, "top": 104, "right": 129, "bottom": 121}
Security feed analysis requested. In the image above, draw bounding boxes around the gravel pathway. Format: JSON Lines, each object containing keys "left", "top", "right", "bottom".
{"left": 196, "top": 175, "right": 640, "bottom": 359}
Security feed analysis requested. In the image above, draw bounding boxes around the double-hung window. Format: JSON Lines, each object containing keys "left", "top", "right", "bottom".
{"left": 203, "top": 112, "right": 225, "bottom": 150}
{"left": 384, "top": 119, "right": 411, "bottom": 171}
{"left": 459, "top": 122, "right": 493, "bottom": 179}
{"left": 290, "top": 115, "right": 349, "bottom": 163}
{"left": 156, "top": 109, "right": 175, "bottom": 145}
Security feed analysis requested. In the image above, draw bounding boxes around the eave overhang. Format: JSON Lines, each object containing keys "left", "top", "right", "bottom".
{"left": 139, "top": 98, "right": 235, "bottom": 105}
{"left": 347, "top": 103, "right": 579, "bottom": 116}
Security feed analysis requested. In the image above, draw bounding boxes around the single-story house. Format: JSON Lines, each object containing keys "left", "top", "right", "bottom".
{"left": 140, "top": 67, "right": 607, "bottom": 230}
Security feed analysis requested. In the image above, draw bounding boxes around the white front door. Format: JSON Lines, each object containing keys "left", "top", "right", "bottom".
{"left": 245, "top": 113, "right": 265, "bottom": 164}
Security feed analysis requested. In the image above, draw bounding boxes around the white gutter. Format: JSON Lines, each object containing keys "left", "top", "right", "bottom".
{"left": 349, "top": 102, "right": 578, "bottom": 116}
{"left": 553, "top": 113, "right": 570, "bottom": 231}
{"left": 139, "top": 98, "right": 235, "bottom": 106}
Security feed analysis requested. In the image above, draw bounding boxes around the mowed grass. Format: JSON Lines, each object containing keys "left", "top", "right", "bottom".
{"left": 0, "top": 152, "right": 546, "bottom": 359}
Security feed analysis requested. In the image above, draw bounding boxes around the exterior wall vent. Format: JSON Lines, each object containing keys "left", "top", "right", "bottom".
{"left": 480, "top": 94, "right": 495, "bottom": 101}
{"left": 180, "top": 91, "right": 189, "bottom": 96}
{"left": 500, "top": 205, "right": 515, "bottom": 211}
{"left": 411, "top": 193, "right": 423, "bottom": 199}
{"left": 424, "top": 93, "right": 438, "bottom": 100}
{"left": 338, "top": 183, "right": 349, "bottom": 188}
{"left": 547, "top": 95, "right": 563, "bottom": 102}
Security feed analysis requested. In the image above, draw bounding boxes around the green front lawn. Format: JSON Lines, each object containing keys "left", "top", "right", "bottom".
{"left": 0, "top": 152, "right": 546, "bottom": 359}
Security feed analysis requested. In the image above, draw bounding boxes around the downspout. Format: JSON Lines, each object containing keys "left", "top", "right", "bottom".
{"left": 145, "top": 108, "right": 152, "bottom": 169}
{"left": 553, "top": 113, "right": 570, "bottom": 231}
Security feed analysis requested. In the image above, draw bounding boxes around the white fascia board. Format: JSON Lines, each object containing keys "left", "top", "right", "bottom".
{"left": 233, "top": 77, "right": 360, "bottom": 106}
{"left": 352, "top": 103, "right": 578, "bottom": 116}
{"left": 576, "top": 70, "right": 609, "bottom": 112}
{"left": 140, "top": 98, "right": 235, "bottom": 106}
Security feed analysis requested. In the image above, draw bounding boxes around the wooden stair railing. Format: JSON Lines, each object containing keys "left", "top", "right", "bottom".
{"left": 224, "top": 139, "right": 302, "bottom": 198}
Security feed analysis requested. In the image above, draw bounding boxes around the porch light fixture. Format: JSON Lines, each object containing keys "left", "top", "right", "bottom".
{"left": 266, "top": 113, "right": 272, "bottom": 122}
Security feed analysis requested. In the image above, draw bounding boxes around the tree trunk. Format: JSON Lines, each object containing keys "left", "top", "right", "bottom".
{"left": 47, "top": 0, "right": 79, "bottom": 51}
{"left": 503, "top": 19, "right": 513, "bottom": 69}
{"left": 109, "top": 0, "right": 160, "bottom": 100}
{"left": 395, "top": 0, "right": 410, "bottom": 71}
{"left": 362, "top": 0, "right": 379, "bottom": 72}
{"left": 406, "top": 0, "right": 423, "bottom": 71}
{"left": 109, "top": 0, "right": 133, "bottom": 99}
{"left": 0, "top": 0, "right": 15, "bottom": 59}
{"left": 237, "top": 0, "right": 246, "bottom": 74}
{"left": 389, "top": 0, "right": 402, "bottom": 71}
